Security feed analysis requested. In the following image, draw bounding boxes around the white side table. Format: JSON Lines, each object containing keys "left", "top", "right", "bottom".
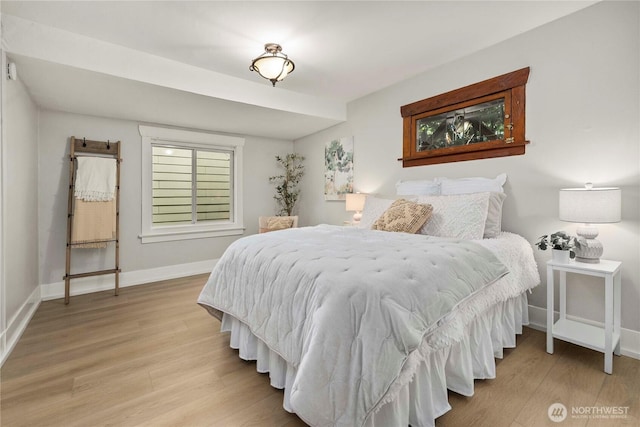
{"left": 546, "top": 259, "right": 622, "bottom": 374}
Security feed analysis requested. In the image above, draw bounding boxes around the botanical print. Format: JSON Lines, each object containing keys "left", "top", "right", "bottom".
{"left": 324, "top": 137, "right": 353, "bottom": 200}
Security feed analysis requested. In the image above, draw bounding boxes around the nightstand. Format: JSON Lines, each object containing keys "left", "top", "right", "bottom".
{"left": 546, "top": 259, "right": 622, "bottom": 374}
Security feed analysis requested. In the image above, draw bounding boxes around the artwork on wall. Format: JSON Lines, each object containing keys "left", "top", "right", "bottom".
{"left": 324, "top": 137, "right": 354, "bottom": 200}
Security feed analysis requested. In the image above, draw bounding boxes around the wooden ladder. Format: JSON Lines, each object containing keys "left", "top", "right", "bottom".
{"left": 64, "top": 136, "right": 122, "bottom": 304}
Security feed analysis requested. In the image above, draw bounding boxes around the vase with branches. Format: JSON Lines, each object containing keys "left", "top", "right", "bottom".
{"left": 269, "top": 153, "right": 305, "bottom": 216}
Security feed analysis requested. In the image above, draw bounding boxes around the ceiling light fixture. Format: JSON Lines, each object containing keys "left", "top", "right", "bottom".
{"left": 250, "top": 43, "right": 295, "bottom": 87}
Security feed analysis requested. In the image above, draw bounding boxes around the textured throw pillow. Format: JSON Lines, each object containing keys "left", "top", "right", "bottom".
{"left": 357, "top": 196, "right": 396, "bottom": 229}
{"left": 266, "top": 217, "right": 294, "bottom": 231}
{"left": 484, "top": 192, "right": 507, "bottom": 238}
{"left": 372, "top": 199, "right": 433, "bottom": 234}
{"left": 396, "top": 179, "right": 441, "bottom": 196}
{"left": 439, "top": 173, "right": 507, "bottom": 195}
{"left": 415, "top": 193, "right": 490, "bottom": 240}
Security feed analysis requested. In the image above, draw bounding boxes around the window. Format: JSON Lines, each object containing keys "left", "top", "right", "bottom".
{"left": 415, "top": 96, "right": 505, "bottom": 152}
{"left": 400, "top": 67, "right": 530, "bottom": 167}
{"left": 140, "top": 126, "right": 244, "bottom": 243}
{"left": 152, "top": 146, "right": 232, "bottom": 225}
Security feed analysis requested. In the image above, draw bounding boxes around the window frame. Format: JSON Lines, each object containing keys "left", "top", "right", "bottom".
{"left": 139, "top": 125, "right": 244, "bottom": 243}
{"left": 400, "top": 67, "right": 530, "bottom": 167}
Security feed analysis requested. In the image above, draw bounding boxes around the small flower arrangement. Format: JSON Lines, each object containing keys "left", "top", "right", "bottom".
{"left": 535, "top": 231, "right": 577, "bottom": 258}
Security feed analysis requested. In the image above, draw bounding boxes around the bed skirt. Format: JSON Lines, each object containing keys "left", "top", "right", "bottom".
{"left": 220, "top": 292, "right": 529, "bottom": 427}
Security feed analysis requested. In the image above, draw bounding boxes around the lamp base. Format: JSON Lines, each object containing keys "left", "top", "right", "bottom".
{"left": 575, "top": 225, "right": 603, "bottom": 263}
{"left": 575, "top": 254, "right": 601, "bottom": 264}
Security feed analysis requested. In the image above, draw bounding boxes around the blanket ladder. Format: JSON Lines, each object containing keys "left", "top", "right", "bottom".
{"left": 64, "top": 136, "right": 122, "bottom": 304}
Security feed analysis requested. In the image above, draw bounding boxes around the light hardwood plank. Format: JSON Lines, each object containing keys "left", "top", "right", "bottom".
{"left": 1, "top": 275, "right": 638, "bottom": 427}
{"left": 438, "top": 329, "right": 556, "bottom": 427}
{"left": 586, "top": 354, "right": 640, "bottom": 426}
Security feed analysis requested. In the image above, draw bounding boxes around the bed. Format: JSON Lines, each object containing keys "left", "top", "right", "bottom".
{"left": 198, "top": 176, "right": 540, "bottom": 427}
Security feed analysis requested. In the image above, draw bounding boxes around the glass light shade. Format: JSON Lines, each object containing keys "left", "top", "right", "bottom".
{"left": 345, "top": 193, "right": 366, "bottom": 212}
{"left": 559, "top": 186, "right": 621, "bottom": 224}
{"left": 250, "top": 43, "right": 295, "bottom": 86}
{"left": 252, "top": 56, "right": 293, "bottom": 81}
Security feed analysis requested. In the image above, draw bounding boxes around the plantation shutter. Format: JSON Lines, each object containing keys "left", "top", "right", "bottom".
{"left": 152, "top": 146, "right": 232, "bottom": 225}
{"left": 196, "top": 151, "right": 231, "bottom": 221}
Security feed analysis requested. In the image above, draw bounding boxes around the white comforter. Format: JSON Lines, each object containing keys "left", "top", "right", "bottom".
{"left": 198, "top": 225, "right": 530, "bottom": 426}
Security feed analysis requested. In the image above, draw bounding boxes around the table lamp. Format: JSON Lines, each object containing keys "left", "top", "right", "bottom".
{"left": 345, "top": 193, "right": 366, "bottom": 225}
{"left": 559, "top": 183, "right": 621, "bottom": 263}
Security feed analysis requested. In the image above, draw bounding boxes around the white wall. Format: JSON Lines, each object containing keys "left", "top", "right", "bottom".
{"left": 37, "top": 110, "right": 293, "bottom": 286}
{"left": 295, "top": 2, "right": 640, "bottom": 334}
{"left": 2, "top": 52, "right": 40, "bottom": 346}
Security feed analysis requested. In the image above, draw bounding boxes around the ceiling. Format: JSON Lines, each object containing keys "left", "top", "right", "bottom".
{"left": 2, "top": 1, "right": 596, "bottom": 140}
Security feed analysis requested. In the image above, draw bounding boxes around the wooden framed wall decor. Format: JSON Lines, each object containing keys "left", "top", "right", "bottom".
{"left": 400, "top": 67, "right": 530, "bottom": 167}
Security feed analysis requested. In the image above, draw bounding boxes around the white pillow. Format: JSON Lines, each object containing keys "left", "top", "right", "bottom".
{"left": 439, "top": 173, "right": 507, "bottom": 195}
{"left": 484, "top": 192, "right": 507, "bottom": 238}
{"left": 415, "top": 193, "right": 490, "bottom": 240}
{"left": 396, "top": 179, "right": 441, "bottom": 196}
{"left": 358, "top": 196, "right": 395, "bottom": 229}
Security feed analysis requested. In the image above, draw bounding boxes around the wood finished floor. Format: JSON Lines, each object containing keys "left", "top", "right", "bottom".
{"left": 1, "top": 275, "right": 638, "bottom": 427}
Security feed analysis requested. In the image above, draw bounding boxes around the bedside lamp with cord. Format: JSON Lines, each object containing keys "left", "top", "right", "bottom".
{"left": 345, "top": 193, "right": 366, "bottom": 225}
{"left": 559, "top": 183, "right": 621, "bottom": 263}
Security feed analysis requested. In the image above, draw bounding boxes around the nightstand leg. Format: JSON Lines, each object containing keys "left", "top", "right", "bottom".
{"left": 614, "top": 271, "right": 622, "bottom": 356}
{"left": 604, "top": 273, "right": 613, "bottom": 374}
{"left": 559, "top": 271, "right": 567, "bottom": 321}
{"left": 546, "top": 265, "right": 554, "bottom": 354}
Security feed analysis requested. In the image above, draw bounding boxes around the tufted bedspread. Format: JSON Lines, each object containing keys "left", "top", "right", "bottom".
{"left": 198, "top": 225, "right": 511, "bottom": 426}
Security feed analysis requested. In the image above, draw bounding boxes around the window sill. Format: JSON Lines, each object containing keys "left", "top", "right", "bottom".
{"left": 139, "top": 226, "right": 245, "bottom": 244}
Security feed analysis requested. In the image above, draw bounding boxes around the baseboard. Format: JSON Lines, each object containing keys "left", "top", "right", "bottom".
{"left": 528, "top": 304, "right": 640, "bottom": 360}
{"left": 0, "top": 284, "right": 41, "bottom": 367}
{"left": 40, "top": 258, "right": 218, "bottom": 301}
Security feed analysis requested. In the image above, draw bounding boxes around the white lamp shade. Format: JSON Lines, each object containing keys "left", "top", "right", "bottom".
{"left": 559, "top": 187, "right": 621, "bottom": 224}
{"left": 345, "top": 193, "right": 366, "bottom": 212}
